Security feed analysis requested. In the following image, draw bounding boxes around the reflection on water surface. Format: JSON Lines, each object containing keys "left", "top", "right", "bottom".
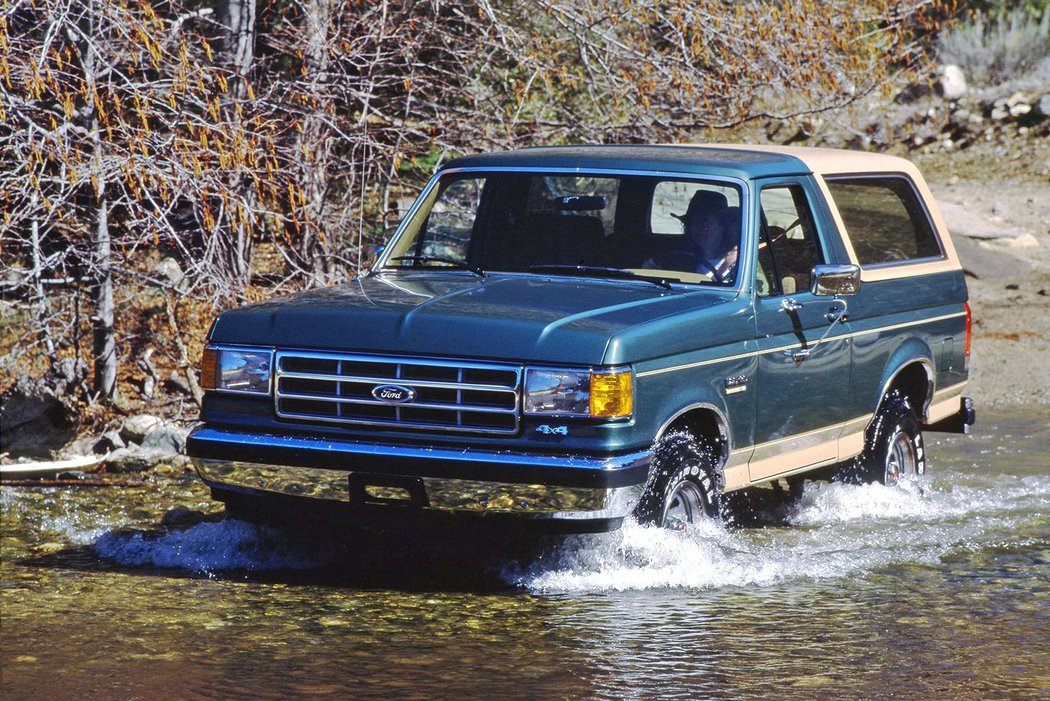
{"left": 2, "top": 407, "right": 1048, "bottom": 700}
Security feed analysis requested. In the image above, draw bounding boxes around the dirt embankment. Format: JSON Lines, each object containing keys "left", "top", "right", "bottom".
{"left": 917, "top": 140, "right": 1050, "bottom": 407}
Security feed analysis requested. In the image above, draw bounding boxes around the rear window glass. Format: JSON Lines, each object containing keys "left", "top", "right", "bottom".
{"left": 825, "top": 176, "right": 942, "bottom": 265}
{"left": 651, "top": 181, "right": 740, "bottom": 236}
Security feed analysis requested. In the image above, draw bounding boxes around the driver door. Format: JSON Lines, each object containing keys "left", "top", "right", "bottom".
{"left": 749, "top": 181, "right": 852, "bottom": 482}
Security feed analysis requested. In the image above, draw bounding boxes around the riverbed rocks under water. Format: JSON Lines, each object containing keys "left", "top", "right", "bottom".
{"left": 2, "top": 407, "right": 1047, "bottom": 700}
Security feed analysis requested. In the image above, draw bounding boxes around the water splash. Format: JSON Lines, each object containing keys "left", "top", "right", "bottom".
{"left": 513, "top": 472, "right": 1050, "bottom": 594}
{"left": 93, "top": 519, "right": 325, "bottom": 573}
{"left": 7, "top": 447, "right": 1044, "bottom": 588}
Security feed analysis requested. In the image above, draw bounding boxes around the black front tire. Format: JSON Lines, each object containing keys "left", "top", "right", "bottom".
{"left": 635, "top": 432, "right": 722, "bottom": 529}
{"left": 845, "top": 390, "right": 926, "bottom": 485}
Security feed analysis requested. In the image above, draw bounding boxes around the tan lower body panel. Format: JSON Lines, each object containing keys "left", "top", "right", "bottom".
{"left": 721, "top": 415, "right": 872, "bottom": 491}
{"left": 926, "top": 382, "right": 968, "bottom": 424}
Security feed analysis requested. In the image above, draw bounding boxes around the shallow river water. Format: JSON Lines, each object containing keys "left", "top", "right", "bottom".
{"left": 2, "top": 407, "right": 1048, "bottom": 700}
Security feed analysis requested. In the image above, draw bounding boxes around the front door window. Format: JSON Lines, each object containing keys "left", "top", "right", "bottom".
{"left": 757, "top": 185, "right": 824, "bottom": 296}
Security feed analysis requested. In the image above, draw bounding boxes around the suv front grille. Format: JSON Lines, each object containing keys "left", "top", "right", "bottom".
{"left": 274, "top": 351, "right": 521, "bottom": 434}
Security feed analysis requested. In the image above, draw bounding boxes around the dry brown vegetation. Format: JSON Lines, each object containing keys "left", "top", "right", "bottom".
{"left": 0, "top": 0, "right": 971, "bottom": 438}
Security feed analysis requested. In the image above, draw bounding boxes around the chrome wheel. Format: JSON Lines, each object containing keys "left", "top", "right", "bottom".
{"left": 884, "top": 428, "right": 918, "bottom": 485}
{"left": 635, "top": 433, "right": 722, "bottom": 528}
{"left": 843, "top": 390, "right": 927, "bottom": 486}
{"left": 664, "top": 480, "right": 708, "bottom": 529}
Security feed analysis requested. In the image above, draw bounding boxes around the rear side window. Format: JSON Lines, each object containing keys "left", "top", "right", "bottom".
{"left": 650, "top": 181, "right": 740, "bottom": 236}
{"left": 525, "top": 176, "right": 619, "bottom": 236}
{"left": 825, "top": 176, "right": 942, "bottom": 265}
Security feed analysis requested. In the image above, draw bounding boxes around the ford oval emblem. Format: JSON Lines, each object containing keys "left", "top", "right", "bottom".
{"left": 372, "top": 384, "right": 416, "bottom": 403}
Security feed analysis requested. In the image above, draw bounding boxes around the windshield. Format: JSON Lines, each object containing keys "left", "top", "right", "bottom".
{"left": 381, "top": 172, "right": 744, "bottom": 285}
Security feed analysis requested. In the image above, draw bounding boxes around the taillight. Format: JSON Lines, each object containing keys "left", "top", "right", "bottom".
{"left": 964, "top": 301, "right": 972, "bottom": 370}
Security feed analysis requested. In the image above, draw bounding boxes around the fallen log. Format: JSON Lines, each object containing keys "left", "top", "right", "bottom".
{"left": 0, "top": 454, "right": 104, "bottom": 481}
{"left": 0, "top": 478, "right": 149, "bottom": 488}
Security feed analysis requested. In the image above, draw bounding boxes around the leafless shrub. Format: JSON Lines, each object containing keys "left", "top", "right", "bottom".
{"left": 1, "top": 0, "right": 945, "bottom": 410}
{"left": 939, "top": 9, "right": 1050, "bottom": 85}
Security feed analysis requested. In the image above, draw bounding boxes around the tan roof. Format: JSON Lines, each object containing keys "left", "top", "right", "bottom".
{"left": 681, "top": 143, "right": 960, "bottom": 279}
{"left": 687, "top": 143, "right": 922, "bottom": 177}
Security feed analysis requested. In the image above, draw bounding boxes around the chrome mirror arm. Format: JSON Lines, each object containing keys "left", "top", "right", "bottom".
{"left": 791, "top": 297, "right": 848, "bottom": 362}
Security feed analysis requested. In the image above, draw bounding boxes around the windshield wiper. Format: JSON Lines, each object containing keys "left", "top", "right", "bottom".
{"left": 389, "top": 255, "right": 486, "bottom": 277}
{"left": 528, "top": 264, "right": 673, "bottom": 290}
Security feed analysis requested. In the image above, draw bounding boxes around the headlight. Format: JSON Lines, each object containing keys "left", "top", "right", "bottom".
{"left": 200, "top": 346, "right": 272, "bottom": 394}
{"left": 524, "top": 367, "right": 633, "bottom": 419}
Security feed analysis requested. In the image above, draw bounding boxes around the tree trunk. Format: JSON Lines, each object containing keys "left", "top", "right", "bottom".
{"left": 220, "top": 0, "right": 258, "bottom": 297}
{"left": 29, "top": 190, "right": 57, "bottom": 364}
{"left": 296, "top": 0, "right": 335, "bottom": 285}
{"left": 91, "top": 196, "right": 118, "bottom": 402}
{"left": 224, "top": 0, "right": 256, "bottom": 87}
{"left": 84, "top": 0, "right": 118, "bottom": 403}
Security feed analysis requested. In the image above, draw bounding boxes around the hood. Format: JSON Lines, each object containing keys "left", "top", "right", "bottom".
{"left": 210, "top": 272, "right": 736, "bottom": 365}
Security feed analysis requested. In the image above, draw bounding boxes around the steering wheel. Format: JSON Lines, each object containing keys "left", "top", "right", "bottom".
{"left": 650, "top": 249, "right": 721, "bottom": 281}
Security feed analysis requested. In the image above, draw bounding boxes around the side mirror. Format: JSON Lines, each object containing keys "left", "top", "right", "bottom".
{"left": 811, "top": 264, "right": 861, "bottom": 297}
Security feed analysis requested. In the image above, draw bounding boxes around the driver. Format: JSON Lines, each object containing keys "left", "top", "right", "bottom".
{"left": 670, "top": 190, "right": 740, "bottom": 283}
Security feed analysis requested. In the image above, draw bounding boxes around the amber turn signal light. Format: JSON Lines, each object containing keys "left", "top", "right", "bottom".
{"left": 199, "top": 347, "right": 218, "bottom": 390}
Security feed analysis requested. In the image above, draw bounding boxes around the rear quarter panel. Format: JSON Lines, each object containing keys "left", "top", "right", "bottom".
{"left": 805, "top": 156, "right": 970, "bottom": 443}
{"left": 847, "top": 270, "right": 969, "bottom": 415}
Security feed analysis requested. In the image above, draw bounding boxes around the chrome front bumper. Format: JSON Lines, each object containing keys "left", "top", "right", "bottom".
{"left": 187, "top": 427, "right": 651, "bottom": 523}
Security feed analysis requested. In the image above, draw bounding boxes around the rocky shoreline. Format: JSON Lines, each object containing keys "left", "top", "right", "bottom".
{"left": 925, "top": 146, "right": 1050, "bottom": 409}
{"left": 0, "top": 411, "right": 191, "bottom": 477}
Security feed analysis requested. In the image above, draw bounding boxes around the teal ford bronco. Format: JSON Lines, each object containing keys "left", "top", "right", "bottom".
{"left": 187, "top": 145, "right": 974, "bottom": 532}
